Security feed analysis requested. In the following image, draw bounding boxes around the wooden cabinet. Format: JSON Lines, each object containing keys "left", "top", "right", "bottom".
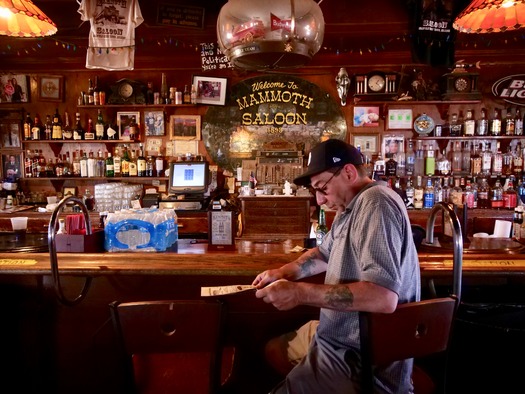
{"left": 239, "top": 196, "right": 311, "bottom": 239}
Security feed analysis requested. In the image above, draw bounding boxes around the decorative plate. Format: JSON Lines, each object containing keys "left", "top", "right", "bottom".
{"left": 414, "top": 113, "right": 435, "bottom": 135}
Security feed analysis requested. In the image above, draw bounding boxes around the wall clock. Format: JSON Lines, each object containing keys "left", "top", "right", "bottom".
{"left": 108, "top": 78, "right": 146, "bottom": 104}
{"left": 354, "top": 71, "right": 398, "bottom": 98}
{"left": 442, "top": 72, "right": 481, "bottom": 101}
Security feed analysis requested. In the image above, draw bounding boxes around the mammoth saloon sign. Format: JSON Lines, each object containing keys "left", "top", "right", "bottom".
{"left": 492, "top": 74, "right": 525, "bottom": 106}
{"left": 202, "top": 75, "right": 346, "bottom": 171}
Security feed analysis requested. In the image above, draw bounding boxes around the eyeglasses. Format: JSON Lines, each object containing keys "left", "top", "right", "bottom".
{"left": 309, "top": 167, "right": 342, "bottom": 195}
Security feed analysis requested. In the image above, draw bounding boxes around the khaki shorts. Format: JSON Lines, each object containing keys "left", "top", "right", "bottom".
{"left": 282, "top": 320, "right": 319, "bottom": 365}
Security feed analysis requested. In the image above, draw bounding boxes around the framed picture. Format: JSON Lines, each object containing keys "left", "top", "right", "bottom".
{"left": 387, "top": 108, "right": 413, "bottom": 130}
{"left": 63, "top": 187, "right": 77, "bottom": 197}
{"left": 144, "top": 110, "right": 165, "bottom": 136}
{"left": 0, "top": 74, "right": 29, "bottom": 103}
{"left": 169, "top": 115, "right": 201, "bottom": 140}
{"left": 353, "top": 106, "right": 380, "bottom": 127}
{"left": 117, "top": 111, "right": 140, "bottom": 140}
{"left": 352, "top": 133, "right": 379, "bottom": 153}
{"left": 192, "top": 75, "right": 227, "bottom": 106}
{"left": 38, "top": 75, "right": 64, "bottom": 102}
{"left": 1, "top": 152, "right": 22, "bottom": 182}
{"left": 0, "top": 118, "right": 21, "bottom": 148}
{"left": 382, "top": 135, "right": 405, "bottom": 159}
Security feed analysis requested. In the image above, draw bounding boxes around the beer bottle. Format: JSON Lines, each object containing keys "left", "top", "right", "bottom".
{"left": 315, "top": 208, "right": 328, "bottom": 247}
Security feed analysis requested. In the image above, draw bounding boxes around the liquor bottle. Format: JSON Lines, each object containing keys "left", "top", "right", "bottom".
{"left": 385, "top": 153, "right": 397, "bottom": 177}
{"left": 513, "top": 142, "right": 524, "bottom": 178}
{"left": 464, "top": 179, "right": 475, "bottom": 208}
{"left": 518, "top": 176, "right": 525, "bottom": 205}
{"left": 515, "top": 108, "right": 523, "bottom": 136}
{"left": 490, "top": 178, "right": 504, "bottom": 209}
{"left": 470, "top": 143, "right": 482, "bottom": 177}
{"left": 31, "top": 115, "right": 44, "bottom": 140}
{"left": 23, "top": 113, "right": 33, "bottom": 140}
{"left": 481, "top": 142, "right": 492, "bottom": 176}
{"left": 315, "top": 208, "right": 328, "bottom": 246}
{"left": 414, "top": 176, "right": 424, "bottom": 210}
{"left": 146, "top": 155, "right": 155, "bottom": 177}
{"left": 64, "top": 152, "right": 72, "bottom": 176}
{"left": 83, "top": 189, "right": 95, "bottom": 211}
{"left": 414, "top": 140, "right": 425, "bottom": 177}
{"left": 476, "top": 107, "right": 489, "bottom": 136}
{"left": 155, "top": 154, "right": 164, "bottom": 177}
{"left": 405, "top": 140, "right": 415, "bottom": 176}
{"left": 513, "top": 206, "right": 524, "bottom": 239}
{"left": 449, "top": 113, "right": 462, "bottom": 137}
{"left": 491, "top": 141, "right": 503, "bottom": 176}
{"left": 80, "top": 150, "right": 89, "bottom": 178}
{"left": 396, "top": 141, "right": 406, "bottom": 176}
{"left": 73, "top": 112, "right": 84, "bottom": 141}
{"left": 191, "top": 84, "right": 197, "bottom": 104}
{"left": 44, "top": 115, "right": 52, "bottom": 140}
{"left": 121, "top": 147, "right": 130, "bottom": 177}
{"left": 72, "top": 150, "right": 81, "bottom": 176}
{"left": 461, "top": 142, "right": 471, "bottom": 174}
{"left": 451, "top": 141, "right": 462, "bottom": 175}
{"left": 183, "top": 84, "right": 191, "bottom": 104}
{"left": 424, "top": 144, "right": 435, "bottom": 176}
{"left": 503, "top": 176, "right": 518, "bottom": 210}
{"left": 84, "top": 118, "right": 95, "bottom": 140}
{"left": 450, "top": 177, "right": 463, "bottom": 206}
{"left": 24, "top": 149, "right": 33, "bottom": 178}
{"left": 505, "top": 108, "right": 515, "bottom": 136}
{"left": 434, "top": 177, "right": 443, "bottom": 203}
{"left": 128, "top": 116, "right": 138, "bottom": 141}
{"left": 95, "top": 109, "right": 105, "bottom": 140}
{"left": 51, "top": 109, "right": 63, "bottom": 140}
{"left": 463, "top": 109, "right": 476, "bottom": 136}
{"left": 105, "top": 152, "right": 114, "bottom": 177}
{"left": 146, "top": 81, "right": 154, "bottom": 105}
{"left": 405, "top": 177, "right": 415, "bottom": 209}
{"left": 55, "top": 155, "right": 64, "bottom": 177}
{"left": 503, "top": 145, "right": 514, "bottom": 176}
{"left": 96, "top": 149, "right": 105, "bottom": 177}
{"left": 86, "top": 151, "right": 96, "bottom": 177}
{"left": 442, "top": 176, "right": 451, "bottom": 202}
{"left": 62, "top": 111, "right": 73, "bottom": 140}
{"left": 161, "top": 73, "right": 168, "bottom": 104}
{"left": 490, "top": 108, "right": 502, "bottom": 136}
{"left": 113, "top": 148, "right": 122, "bottom": 176}
{"left": 137, "top": 146, "right": 146, "bottom": 177}
{"left": 87, "top": 78, "right": 95, "bottom": 105}
{"left": 436, "top": 149, "right": 451, "bottom": 176}
{"left": 128, "top": 149, "right": 138, "bottom": 177}
{"left": 423, "top": 177, "right": 434, "bottom": 209}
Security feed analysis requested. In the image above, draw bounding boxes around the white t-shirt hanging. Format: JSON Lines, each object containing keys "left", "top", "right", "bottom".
{"left": 78, "top": 0, "right": 144, "bottom": 71}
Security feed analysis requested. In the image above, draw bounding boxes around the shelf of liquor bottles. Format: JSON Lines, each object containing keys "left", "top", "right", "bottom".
{"left": 416, "top": 135, "right": 525, "bottom": 152}
{"left": 22, "top": 139, "right": 141, "bottom": 157}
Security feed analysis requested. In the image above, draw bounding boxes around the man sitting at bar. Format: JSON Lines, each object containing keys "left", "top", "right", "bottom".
{"left": 253, "top": 139, "right": 420, "bottom": 393}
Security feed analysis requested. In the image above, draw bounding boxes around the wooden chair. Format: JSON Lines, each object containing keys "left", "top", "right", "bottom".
{"left": 110, "top": 299, "right": 232, "bottom": 394}
{"left": 360, "top": 203, "right": 463, "bottom": 394}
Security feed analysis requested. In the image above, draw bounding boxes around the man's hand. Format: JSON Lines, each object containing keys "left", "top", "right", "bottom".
{"left": 255, "top": 279, "right": 301, "bottom": 311}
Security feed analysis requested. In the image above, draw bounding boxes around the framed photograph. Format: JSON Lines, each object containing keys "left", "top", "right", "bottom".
{"left": 144, "top": 110, "right": 165, "bottom": 136}
{"left": 1, "top": 152, "right": 22, "bottom": 182}
{"left": 117, "top": 111, "right": 140, "bottom": 140}
{"left": 352, "top": 133, "right": 379, "bottom": 153}
{"left": 38, "top": 75, "right": 64, "bottom": 102}
{"left": 0, "top": 74, "right": 29, "bottom": 103}
{"left": 382, "top": 135, "right": 405, "bottom": 159}
{"left": 387, "top": 108, "right": 413, "bottom": 130}
{"left": 192, "top": 75, "right": 227, "bottom": 106}
{"left": 0, "top": 118, "right": 21, "bottom": 148}
{"left": 169, "top": 115, "right": 201, "bottom": 140}
{"left": 63, "top": 187, "right": 77, "bottom": 197}
{"left": 353, "top": 106, "right": 380, "bottom": 127}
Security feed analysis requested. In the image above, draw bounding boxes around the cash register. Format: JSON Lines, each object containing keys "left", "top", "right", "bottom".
{"left": 159, "top": 161, "right": 209, "bottom": 210}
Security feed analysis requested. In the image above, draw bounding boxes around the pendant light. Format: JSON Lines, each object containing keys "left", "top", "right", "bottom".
{"left": 453, "top": 0, "right": 525, "bottom": 33}
{"left": 0, "top": 0, "right": 57, "bottom": 37}
{"left": 217, "top": 0, "right": 325, "bottom": 70}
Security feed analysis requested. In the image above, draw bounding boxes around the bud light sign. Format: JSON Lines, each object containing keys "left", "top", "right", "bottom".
{"left": 492, "top": 75, "right": 525, "bottom": 106}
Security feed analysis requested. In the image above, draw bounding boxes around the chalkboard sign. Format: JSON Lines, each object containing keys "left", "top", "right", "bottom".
{"left": 157, "top": 3, "right": 205, "bottom": 29}
{"left": 200, "top": 42, "right": 234, "bottom": 72}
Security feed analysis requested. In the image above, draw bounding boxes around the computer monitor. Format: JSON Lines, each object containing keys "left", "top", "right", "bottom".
{"left": 168, "top": 161, "right": 209, "bottom": 197}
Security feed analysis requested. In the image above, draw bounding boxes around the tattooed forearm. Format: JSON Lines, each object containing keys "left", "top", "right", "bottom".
{"left": 325, "top": 285, "right": 354, "bottom": 309}
{"left": 298, "top": 258, "right": 318, "bottom": 277}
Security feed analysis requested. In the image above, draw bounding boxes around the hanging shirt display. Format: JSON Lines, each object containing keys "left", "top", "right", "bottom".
{"left": 78, "top": 0, "right": 143, "bottom": 71}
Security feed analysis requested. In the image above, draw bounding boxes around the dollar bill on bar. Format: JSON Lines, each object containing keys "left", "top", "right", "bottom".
{"left": 201, "top": 284, "right": 256, "bottom": 297}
